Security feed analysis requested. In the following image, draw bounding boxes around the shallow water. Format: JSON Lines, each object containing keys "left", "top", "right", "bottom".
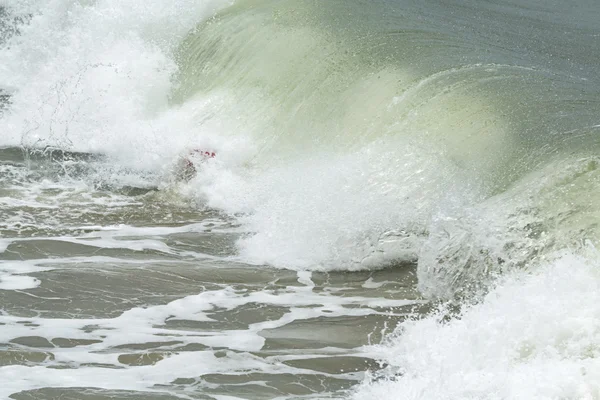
{"left": 0, "top": 148, "right": 428, "bottom": 399}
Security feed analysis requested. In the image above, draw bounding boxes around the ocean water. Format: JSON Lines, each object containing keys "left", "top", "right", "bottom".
{"left": 1, "top": 0, "right": 600, "bottom": 399}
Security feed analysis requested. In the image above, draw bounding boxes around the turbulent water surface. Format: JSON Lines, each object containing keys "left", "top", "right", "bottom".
{"left": 1, "top": 0, "right": 600, "bottom": 399}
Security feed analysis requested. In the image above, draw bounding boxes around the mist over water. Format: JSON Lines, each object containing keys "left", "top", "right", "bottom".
{"left": 1, "top": 0, "right": 600, "bottom": 399}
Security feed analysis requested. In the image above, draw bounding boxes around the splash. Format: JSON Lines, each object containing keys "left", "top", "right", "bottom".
{"left": 352, "top": 250, "right": 600, "bottom": 399}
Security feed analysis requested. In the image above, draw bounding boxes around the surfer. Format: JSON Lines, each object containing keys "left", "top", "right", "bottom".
{"left": 176, "top": 148, "right": 216, "bottom": 181}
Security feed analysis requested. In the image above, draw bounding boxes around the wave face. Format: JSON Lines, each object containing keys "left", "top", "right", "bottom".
{"left": 2, "top": 0, "right": 600, "bottom": 398}
{"left": 168, "top": 0, "right": 600, "bottom": 276}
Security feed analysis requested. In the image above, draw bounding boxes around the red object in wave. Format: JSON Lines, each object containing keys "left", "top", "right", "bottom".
{"left": 191, "top": 149, "right": 216, "bottom": 158}
{"left": 179, "top": 149, "right": 216, "bottom": 181}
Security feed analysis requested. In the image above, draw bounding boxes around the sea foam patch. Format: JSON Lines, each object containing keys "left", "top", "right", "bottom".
{"left": 0, "top": 260, "right": 54, "bottom": 290}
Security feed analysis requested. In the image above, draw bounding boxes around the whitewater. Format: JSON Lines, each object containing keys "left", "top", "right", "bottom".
{"left": 1, "top": 0, "right": 600, "bottom": 399}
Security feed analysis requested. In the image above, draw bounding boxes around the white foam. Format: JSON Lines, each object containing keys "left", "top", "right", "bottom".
{"left": 0, "top": 240, "right": 10, "bottom": 253}
{"left": 0, "top": 260, "right": 55, "bottom": 290}
{"left": 0, "top": 273, "right": 40, "bottom": 290}
{"left": 190, "top": 139, "right": 470, "bottom": 271}
{"left": 297, "top": 271, "right": 315, "bottom": 287}
{"left": 352, "top": 251, "right": 600, "bottom": 399}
